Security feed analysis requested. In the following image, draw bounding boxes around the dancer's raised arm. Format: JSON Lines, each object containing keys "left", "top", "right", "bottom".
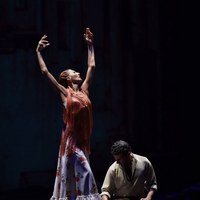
{"left": 81, "top": 28, "right": 95, "bottom": 94}
{"left": 36, "top": 35, "right": 67, "bottom": 96}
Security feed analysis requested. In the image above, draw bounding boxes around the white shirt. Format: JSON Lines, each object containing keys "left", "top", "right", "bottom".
{"left": 101, "top": 153, "right": 157, "bottom": 198}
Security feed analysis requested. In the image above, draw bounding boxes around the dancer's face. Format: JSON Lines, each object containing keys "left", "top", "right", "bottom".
{"left": 67, "top": 69, "right": 82, "bottom": 83}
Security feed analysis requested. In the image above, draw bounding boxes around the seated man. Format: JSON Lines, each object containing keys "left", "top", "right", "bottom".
{"left": 101, "top": 140, "right": 157, "bottom": 200}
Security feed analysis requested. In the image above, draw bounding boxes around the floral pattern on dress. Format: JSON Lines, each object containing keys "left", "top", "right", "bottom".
{"left": 50, "top": 88, "right": 100, "bottom": 200}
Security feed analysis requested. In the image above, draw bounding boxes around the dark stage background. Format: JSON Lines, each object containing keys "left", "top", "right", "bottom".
{"left": 0, "top": 0, "right": 199, "bottom": 200}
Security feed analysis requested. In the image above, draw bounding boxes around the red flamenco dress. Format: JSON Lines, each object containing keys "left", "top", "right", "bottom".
{"left": 50, "top": 87, "right": 100, "bottom": 200}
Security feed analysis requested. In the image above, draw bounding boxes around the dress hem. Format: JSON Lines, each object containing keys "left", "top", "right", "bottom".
{"left": 50, "top": 193, "right": 101, "bottom": 200}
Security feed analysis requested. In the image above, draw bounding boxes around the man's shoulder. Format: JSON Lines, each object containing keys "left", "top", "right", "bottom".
{"left": 109, "top": 161, "right": 120, "bottom": 171}
{"left": 133, "top": 153, "right": 150, "bottom": 163}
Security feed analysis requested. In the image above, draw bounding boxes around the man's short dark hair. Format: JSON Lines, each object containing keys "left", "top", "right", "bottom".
{"left": 111, "top": 140, "right": 132, "bottom": 156}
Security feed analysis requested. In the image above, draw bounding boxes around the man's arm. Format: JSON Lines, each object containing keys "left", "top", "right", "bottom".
{"left": 143, "top": 160, "right": 157, "bottom": 200}
{"left": 101, "top": 166, "right": 115, "bottom": 200}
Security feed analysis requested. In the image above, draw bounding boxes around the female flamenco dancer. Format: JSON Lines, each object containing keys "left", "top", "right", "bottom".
{"left": 36, "top": 28, "right": 100, "bottom": 200}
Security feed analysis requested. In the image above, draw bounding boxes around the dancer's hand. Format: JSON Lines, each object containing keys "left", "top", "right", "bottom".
{"left": 36, "top": 35, "right": 50, "bottom": 52}
{"left": 84, "top": 28, "right": 93, "bottom": 46}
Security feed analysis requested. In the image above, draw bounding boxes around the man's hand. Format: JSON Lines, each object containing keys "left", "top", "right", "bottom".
{"left": 140, "top": 198, "right": 151, "bottom": 200}
{"left": 101, "top": 194, "right": 109, "bottom": 200}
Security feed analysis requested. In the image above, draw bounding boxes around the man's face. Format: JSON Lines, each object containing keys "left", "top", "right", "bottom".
{"left": 113, "top": 153, "right": 129, "bottom": 166}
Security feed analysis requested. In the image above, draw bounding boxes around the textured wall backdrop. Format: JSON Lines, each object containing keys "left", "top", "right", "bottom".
{"left": 0, "top": 0, "right": 198, "bottom": 198}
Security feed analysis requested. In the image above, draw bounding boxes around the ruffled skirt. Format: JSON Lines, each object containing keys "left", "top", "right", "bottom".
{"left": 50, "top": 137, "right": 100, "bottom": 200}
